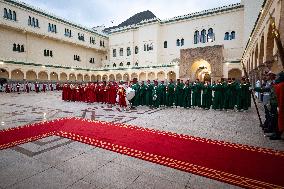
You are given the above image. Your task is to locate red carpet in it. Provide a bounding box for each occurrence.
[0,117,283,189]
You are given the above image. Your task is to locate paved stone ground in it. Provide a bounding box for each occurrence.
[0,91,283,189]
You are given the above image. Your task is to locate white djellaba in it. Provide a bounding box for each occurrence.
[116,84,135,106]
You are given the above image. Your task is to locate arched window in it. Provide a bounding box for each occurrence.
[176,39,180,46]
[127,62,130,66]
[13,43,17,51]
[207,28,214,42]
[17,44,20,52]
[144,44,146,51]
[48,23,51,32]
[127,47,131,56]
[224,32,230,40]
[21,45,24,52]
[200,29,206,43]
[119,48,123,56]
[119,62,123,66]
[113,63,116,67]
[181,38,184,46]
[194,31,199,44]
[28,16,31,25]
[50,50,53,57]
[113,49,116,57]
[135,62,138,66]
[135,46,138,54]
[4,8,8,18]
[32,17,35,26]
[12,11,16,21]
[36,19,39,27]
[231,31,236,40]
[164,41,167,48]
[8,9,12,19]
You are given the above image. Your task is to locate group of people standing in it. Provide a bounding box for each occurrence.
[0,82,61,93]
[61,78,251,111]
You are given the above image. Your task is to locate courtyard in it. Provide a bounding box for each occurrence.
[0,91,283,189]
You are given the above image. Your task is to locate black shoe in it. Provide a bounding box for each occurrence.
[263,128,273,133]
[269,133,281,140]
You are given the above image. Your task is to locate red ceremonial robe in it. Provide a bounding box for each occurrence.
[118,87,127,107]
[274,82,284,132]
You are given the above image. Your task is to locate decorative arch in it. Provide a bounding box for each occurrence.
[109,74,115,81]
[148,72,155,80]
[259,35,265,65]
[11,69,24,80]
[50,72,58,81]
[228,68,242,80]
[131,73,138,80]
[167,71,176,81]
[102,74,108,81]
[123,73,130,81]
[91,75,97,82]
[254,44,259,69]
[157,71,166,81]
[265,22,275,62]
[0,68,9,79]
[139,72,146,81]
[60,73,68,81]
[69,73,76,81]
[77,74,83,82]
[38,71,48,81]
[116,73,122,81]
[97,75,102,82]
[84,74,90,82]
[26,70,37,80]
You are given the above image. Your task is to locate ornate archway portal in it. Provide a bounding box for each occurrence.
[192,60,212,82]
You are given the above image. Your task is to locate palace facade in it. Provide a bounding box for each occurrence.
[0,0,282,83]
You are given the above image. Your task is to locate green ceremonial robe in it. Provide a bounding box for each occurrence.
[192,82,202,107]
[131,83,140,107]
[145,83,153,106]
[139,84,146,106]
[183,84,192,108]
[212,83,223,110]
[166,83,175,107]
[175,83,184,107]
[202,84,212,109]
[158,83,166,106]
[152,85,159,108]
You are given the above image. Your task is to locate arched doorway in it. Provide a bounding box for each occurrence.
[131,73,138,80]
[259,35,264,65]
[148,72,155,80]
[123,73,129,81]
[254,44,259,69]
[109,74,115,81]
[50,72,58,81]
[157,71,165,81]
[77,74,83,82]
[26,70,37,80]
[139,72,146,81]
[0,68,9,79]
[116,73,122,81]
[60,73,68,81]
[189,59,211,81]
[266,23,274,62]
[38,71,48,81]
[84,74,90,82]
[11,69,24,80]
[97,75,102,82]
[69,73,76,81]
[167,71,176,81]
[102,74,108,81]
[91,75,96,82]
[228,68,242,80]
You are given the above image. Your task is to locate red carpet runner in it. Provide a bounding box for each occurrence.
[0,117,283,189]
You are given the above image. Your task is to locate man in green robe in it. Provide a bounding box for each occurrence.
[192,79,202,108]
[175,79,184,107]
[158,81,167,106]
[139,81,146,106]
[202,81,212,110]
[152,80,159,108]
[236,78,250,111]
[212,80,223,110]
[166,80,175,107]
[131,78,140,107]
[145,80,153,107]
[183,80,192,109]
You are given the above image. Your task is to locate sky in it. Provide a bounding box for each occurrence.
[20,0,241,28]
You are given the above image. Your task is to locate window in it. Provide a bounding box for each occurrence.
[207,28,214,42]
[65,28,72,37]
[135,62,138,66]
[144,44,146,51]
[164,41,167,48]
[200,29,206,43]
[127,62,130,66]
[48,23,57,33]
[176,39,180,46]
[78,33,85,41]
[28,16,39,28]
[113,49,116,57]
[89,58,95,63]
[181,38,184,46]
[135,46,138,54]
[3,8,16,21]
[12,43,24,53]
[74,55,80,61]
[113,63,116,67]
[50,50,53,57]
[127,47,131,56]
[100,40,105,47]
[194,31,199,44]
[231,31,236,40]
[44,49,53,57]
[119,62,123,66]
[119,48,123,56]
[89,36,95,44]
[28,16,31,25]
[36,19,39,27]
[224,32,230,40]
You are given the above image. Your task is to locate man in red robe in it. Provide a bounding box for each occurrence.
[35,82,39,93]
[274,71,284,139]
[117,83,127,108]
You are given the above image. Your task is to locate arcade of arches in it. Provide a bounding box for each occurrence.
[0,68,178,82]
